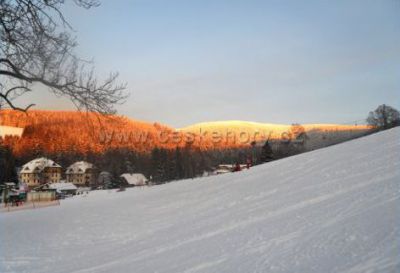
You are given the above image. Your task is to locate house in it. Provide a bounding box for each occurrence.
[213,164,234,175]
[48,182,77,196]
[213,164,248,175]
[19,158,62,188]
[66,161,97,187]
[120,173,148,187]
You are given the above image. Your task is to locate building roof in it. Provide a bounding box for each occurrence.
[48,183,77,191]
[66,161,94,174]
[76,187,91,193]
[214,169,231,174]
[217,164,235,170]
[120,173,148,186]
[20,157,62,174]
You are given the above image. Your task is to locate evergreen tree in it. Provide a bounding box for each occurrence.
[166,150,176,181]
[260,141,274,163]
[125,159,135,174]
[175,147,184,179]
[97,171,114,189]
[151,148,167,183]
[0,145,17,184]
[158,149,168,182]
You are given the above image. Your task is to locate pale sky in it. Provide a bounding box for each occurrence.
[13,0,400,128]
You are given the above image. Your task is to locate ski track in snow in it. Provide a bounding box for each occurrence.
[1,128,400,273]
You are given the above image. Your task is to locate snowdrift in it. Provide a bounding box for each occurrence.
[1,128,399,273]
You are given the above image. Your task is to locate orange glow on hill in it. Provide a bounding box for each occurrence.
[0,110,373,157]
[179,121,372,142]
[0,110,177,157]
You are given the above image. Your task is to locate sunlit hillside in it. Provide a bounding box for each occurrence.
[179,120,372,144]
[0,110,373,157]
[0,125,24,138]
[180,120,371,135]
[0,110,176,157]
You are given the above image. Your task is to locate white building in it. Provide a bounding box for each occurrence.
[120,173,148,187]
[65,161,97,187]
[20,158,62,187]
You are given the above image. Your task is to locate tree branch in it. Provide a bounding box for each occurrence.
[0,0,127,114]
[0,92,35,113]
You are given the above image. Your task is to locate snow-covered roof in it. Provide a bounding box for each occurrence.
[214,169,231,174]
[66,161,94,174]
[120,173,148,186]
[48,183,77,191]
[217,164,234,170]
[76,187,91,193]
[216,164,247,170]
[20,157,62,174]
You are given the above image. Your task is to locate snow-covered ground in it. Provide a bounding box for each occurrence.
[1,128,399,273]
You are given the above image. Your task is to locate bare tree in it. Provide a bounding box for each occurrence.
[0,0,127,113]
[367,104,400,130]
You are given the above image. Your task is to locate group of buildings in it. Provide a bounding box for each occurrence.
[1,157,149,205]
[1,158,247,207]
[11,157,148,197]
[2,156,241,205]
[19,158,97,188]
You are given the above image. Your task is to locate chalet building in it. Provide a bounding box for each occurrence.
[120,173,148,187]
[65,161,97,187]
[20,158,62,188]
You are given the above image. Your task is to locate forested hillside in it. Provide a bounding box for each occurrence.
[0,110,374,184]
[0,110,176,157]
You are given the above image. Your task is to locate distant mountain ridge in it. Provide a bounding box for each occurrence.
[179,120,371,142]
[180,120,370,133]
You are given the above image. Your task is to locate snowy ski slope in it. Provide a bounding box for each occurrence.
[1,128,399,273]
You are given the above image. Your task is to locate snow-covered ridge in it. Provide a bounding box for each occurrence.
[178,120,371,132]
[1,128,399,273]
